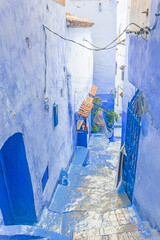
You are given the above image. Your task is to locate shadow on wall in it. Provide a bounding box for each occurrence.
[0,133,37,225]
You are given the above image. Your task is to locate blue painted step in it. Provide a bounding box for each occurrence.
[71,147,90,167]
[0,225,71,240]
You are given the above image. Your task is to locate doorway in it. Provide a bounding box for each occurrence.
[0,133,37,225]
[122,91,142,201]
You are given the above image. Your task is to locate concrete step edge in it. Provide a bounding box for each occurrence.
[72,221,151,239]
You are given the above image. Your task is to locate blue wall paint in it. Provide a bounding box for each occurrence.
[1,133,37,225]
[0,152,14,225]
[0,0,68,220]
[121,111,127,147]
[98,94,114,111]
[0,0,92,224]
[124,0,160,230]
[97,93,115,128]
[42,166,49,192]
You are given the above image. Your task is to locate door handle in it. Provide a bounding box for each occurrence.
[141,8,149,16]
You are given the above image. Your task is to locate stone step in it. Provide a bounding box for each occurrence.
[37,208,62,233]
[38,207,160,240]
[48,185,131,214]
[72,221,153,239]
[0,225,71,240]
[73,228,160,240]
[38,206,145,238]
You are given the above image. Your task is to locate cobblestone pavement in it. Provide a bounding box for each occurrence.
[38,129,160,239]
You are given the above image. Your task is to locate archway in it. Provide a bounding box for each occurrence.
[0,133,37,225]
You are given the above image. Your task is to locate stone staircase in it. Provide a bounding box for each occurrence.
[72,221,160,239]
[0,224,70,240]
[38,204,160,239]
[38,133,160,239]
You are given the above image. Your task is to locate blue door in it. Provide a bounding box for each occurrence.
[0,152,14,225]
[77,130,87,148]
[122,91,142,202]
[0,133,37,225]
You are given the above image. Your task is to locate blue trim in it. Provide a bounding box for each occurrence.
[42,166,49,191]
[53,104,58,127]
[121,111,127,147]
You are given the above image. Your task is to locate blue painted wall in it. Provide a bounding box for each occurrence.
[66,0,117,95]
[124,0,160,229]
[0,0,92,224]
[0,152,13,225]
[1,133,37,225]
[0,0,67,222]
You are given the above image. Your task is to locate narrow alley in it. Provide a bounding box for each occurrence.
[36,129,160,239]
[1,0,160,239]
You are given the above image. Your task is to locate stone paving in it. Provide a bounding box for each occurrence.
[38,129,160,239]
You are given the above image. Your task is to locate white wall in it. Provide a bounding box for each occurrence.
[66,27,93,112]
[66,0,117,95]
[115,44,125,125]
[115,0,127,125]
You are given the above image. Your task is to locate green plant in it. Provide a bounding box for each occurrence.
[91,97,104,133]
[92,97,103,119]
[91,125,99,133]
[105,109,118,127]
[93,97,102,106]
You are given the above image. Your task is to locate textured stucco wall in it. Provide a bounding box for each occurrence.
[66,0,117,95]
[126,0,160,229]
[115,0,128,126]
[121,35,135,146]
[0,0,78,222]
[66,27,93,112]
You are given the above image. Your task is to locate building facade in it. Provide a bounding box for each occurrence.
[122,0,160,230]
[66,13,94,113]
[0,0,93,226]
[66,0,117,100]
[115,0,127,126]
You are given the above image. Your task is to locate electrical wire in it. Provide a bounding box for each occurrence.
[125,13,160,40]
[141,32,148,40]
[43,25,102,51]
[83,38,125,51]
[83,23,140,49]
[43,23,140,51]
[105,39,125,50]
